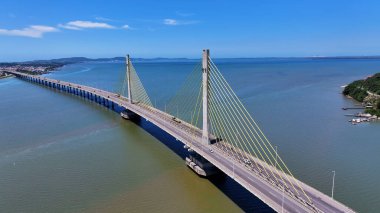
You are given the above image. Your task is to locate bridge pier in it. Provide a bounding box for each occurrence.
[186,151,219,177]
[120,108,139,120]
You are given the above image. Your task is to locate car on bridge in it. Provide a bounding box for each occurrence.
[244,158,252,165]
[172,117,181,123]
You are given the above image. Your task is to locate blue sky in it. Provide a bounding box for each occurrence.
[1,0,380,61]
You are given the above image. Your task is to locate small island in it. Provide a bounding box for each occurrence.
[343,73,380,123]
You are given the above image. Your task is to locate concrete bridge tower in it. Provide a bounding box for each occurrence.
[202,49,210,145]
[126,54,132,103]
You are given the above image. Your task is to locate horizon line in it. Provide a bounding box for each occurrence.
[3,55,380,63]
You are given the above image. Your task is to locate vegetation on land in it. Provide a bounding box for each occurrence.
[343,73,380,115]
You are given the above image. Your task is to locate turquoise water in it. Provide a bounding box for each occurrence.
[1,58,380,212]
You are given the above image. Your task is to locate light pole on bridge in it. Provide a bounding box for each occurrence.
[232,161,235,179]
[332,170,335,199]
[282,186,284,213]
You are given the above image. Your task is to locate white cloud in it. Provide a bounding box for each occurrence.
[122,25,131,30]
[58,24,81,30]
[0,25,58,38]
[59,20,115,30]
[164,19,178,26]
[163,18,198,26]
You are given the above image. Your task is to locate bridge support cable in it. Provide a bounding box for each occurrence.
[207,57,312,204]
[190,83,203,143]
[190,83,203,128]
[189,82,238,158]
[166,62,203,126]
[206,84,236,157]
[116,71,126,96]
[208,58,302,196]
[116,55,153,106]
[208,65,297,196]
[208,80,272,174]
[116,57,129,96]
[207,68,283,186]
[208,59,308,197]
[208,94,253,164]
[128,60,153,107]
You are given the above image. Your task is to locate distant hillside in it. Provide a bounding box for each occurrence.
[28,57,91,64]
[20,57,192,65]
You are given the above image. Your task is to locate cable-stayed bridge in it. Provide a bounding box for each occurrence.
[5,50,355,213]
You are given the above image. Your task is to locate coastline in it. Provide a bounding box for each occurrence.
[0,64,64,79]
[342,75,380,123]
[0,74,13,79]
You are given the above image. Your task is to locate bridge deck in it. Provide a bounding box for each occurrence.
[7,71,355,213]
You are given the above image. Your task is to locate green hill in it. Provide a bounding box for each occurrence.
[343,73,380,116]
[343,73,380,101]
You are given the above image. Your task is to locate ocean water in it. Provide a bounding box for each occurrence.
[1,58,380,212]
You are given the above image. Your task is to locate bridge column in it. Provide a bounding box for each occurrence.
[202,49,210,145]
[126,55,132,103]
